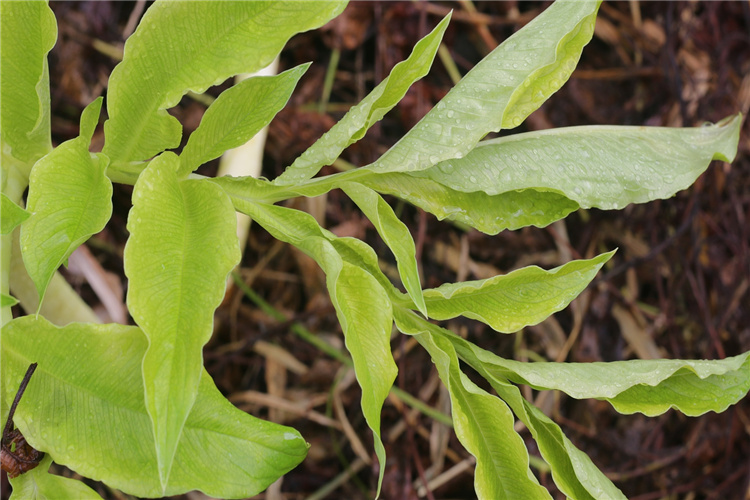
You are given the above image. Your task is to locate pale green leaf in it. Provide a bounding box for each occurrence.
[395,309,551,499]
[103,1,347,164]
[224,190,400,297]
[0,1,55,167]
[402,310,625,499]
[1,293,19,307]
[124,153,241,489]
[341,182,426,316]
[333,263,395,498]
[20,97,111,305]
[274,13,451,185]
[213,169,579,234]
[2,316,308,498]
[421,251,613,332]
[178,64,310,176]
[415,114,742,211]
[475,350,750,417]
[1,193,30,234]
[368,0,600,173]
[9,456,102,500]
[231,200,396,497]
[359,171,579,234]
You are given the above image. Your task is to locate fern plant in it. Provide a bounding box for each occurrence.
[1,1,745,499]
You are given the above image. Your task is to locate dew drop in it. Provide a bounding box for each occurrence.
[469,175,477,183]
[439,163,454,174]
[447,110,454,118]
[512,117,522,126]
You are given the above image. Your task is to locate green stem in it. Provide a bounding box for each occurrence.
[1,165,29,327]
[231,272,453,426]
[318,48,340,115]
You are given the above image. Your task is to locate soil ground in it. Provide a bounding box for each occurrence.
[4,2,750,499]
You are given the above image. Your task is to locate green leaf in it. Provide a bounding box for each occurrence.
[232,200,396,497]
[103,1,347,164]
[413,114,742,211]
[420,251,613,332]
[124,153,241,489]
[0,0,55,166]
[1,193,30,234]
[341,182,426,316]
[473,350,750,417]
[333,263,395,498]
[274,13,451,185]
[20,97,112,305]
[395,309,551,499]
[178,64,310,176]
[214,169,579,234]
[1,293,19,307]
[9,455,102,500]
[401,310,625,500]
[367,0,600,173]
[2,316,308,498]
[360,172,580,234]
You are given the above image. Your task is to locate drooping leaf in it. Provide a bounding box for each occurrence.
[232,200,396,497]
[367,0,600,174]
[413,114,742,211]
[124,153,240,489]
[470,348,750,417]
[359,172,580,234]
[399,309,626,500]
[1,193,30,234]
[214,169,579,234]
[273,13,451,185]
[0,1,55,167]
[8,456,102,500]
[178,64,310,176]
[341,182,426,316]
[20,97,111,305]
[395,309,551,499]
[2,316,308,498]
[103,1,347,165]
[420,251,613,332]
[333,263,395,498]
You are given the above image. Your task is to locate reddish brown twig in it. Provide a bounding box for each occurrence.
[1,363,44,479]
